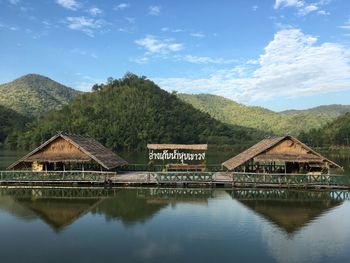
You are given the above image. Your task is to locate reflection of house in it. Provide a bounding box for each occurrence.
[229,190,342,234]
[15,198,102,231]
[8,133,127,171]
[223,135,342,174]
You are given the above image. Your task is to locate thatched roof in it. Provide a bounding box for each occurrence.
[223,135,342,171]
[8,133,127,170]
[147,144,208,150]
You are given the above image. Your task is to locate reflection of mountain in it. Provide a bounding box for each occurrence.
[91,190,168,225]
[15,198,101,231]
[229,190,343,234]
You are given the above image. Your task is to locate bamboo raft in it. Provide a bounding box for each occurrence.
[0,170,349,190]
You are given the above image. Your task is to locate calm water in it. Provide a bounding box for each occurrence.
[0,187,349,263]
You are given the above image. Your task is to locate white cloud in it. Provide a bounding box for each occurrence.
[252,5,258,11]
[131,56,149,64]
[56,0,80,11]
[65,16,104,37]
[8,0,20,5]
[190,32,205,38]
[114,3,130,11]
[89,7,103,16]
[274,0,304,9]
[339,19,350,30]
[148,5,161,16]
[274,0,330,16]
[180,55,236,64]
[155,29,350,103]
[71,48,98,59]
[135,35,183,55]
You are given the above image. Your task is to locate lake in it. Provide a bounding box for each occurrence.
[0,187,349,263]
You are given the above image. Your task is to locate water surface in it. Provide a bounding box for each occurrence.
[0,187,349,263]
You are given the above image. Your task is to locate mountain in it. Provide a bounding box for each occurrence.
[7,74,259,150]
[0,105,29,145]
[281,104,350,118]
[178,94,337,136]
[299,112,350,147]
[0,74,80,117]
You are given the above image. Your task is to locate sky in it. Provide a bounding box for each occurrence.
[1,0,350,111]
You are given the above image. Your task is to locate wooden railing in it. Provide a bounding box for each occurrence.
[0,170,116,182]
[149,172,214,183]
[231,172,348,186]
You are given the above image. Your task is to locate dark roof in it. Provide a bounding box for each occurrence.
[8,133,127,170]
[222,135,342,171]
[147,144,208,150]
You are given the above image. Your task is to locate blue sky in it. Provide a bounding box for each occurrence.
[1,0,350,111]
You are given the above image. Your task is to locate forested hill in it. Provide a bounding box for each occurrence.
[178,94,338,136]
[0,106,29,145]
[281,104,350,117]
[6,74,261,150]
[299,113,350,147]
[0,74,80,117]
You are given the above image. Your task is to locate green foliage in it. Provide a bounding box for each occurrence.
[178,94,339,136]
[300,113,350,147]
[0,74,80,117]
[8,74,260,150]
[0,105,29,146]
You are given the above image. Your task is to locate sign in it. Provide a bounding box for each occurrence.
[149,149,206,163]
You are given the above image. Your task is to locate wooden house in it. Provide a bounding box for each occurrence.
[223,135,342,174]
[8,133,127,171]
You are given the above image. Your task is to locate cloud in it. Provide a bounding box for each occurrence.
[135,35,183,55]
[8,0,20,5]
[252,5,258,11]
[339,19,350,30]
[89,7,103,16]
[130,56,149,64]
[180,55,236,64]
[190,32,205,38]
[148,6,161,16]
[114,3,130,11]
[65,16,104,37]
[155,29,350,103]
[274,0,304,9]
[71,48,98,59]
[56,0,80,10]
[274,0,330,16]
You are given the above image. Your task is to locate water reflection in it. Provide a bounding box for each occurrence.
[0,187,350,263]
[228,189,344,234]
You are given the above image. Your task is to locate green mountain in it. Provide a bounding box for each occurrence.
[0,74,80,117]
[299,113,350,147]
[0,105,29,145]
[281,104,350,118]
[178,94,337,136]
[7,74,258,150]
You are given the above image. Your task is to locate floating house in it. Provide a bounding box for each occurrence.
[8,133,127,171]
[223,135,342,174]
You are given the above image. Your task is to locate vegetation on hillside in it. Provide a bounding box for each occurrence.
[178,94,337,135]
[6,74,261,150]
[0,74,80,117]
[0,105,28,146]
[281,104,350,117]
[299,113,350,147]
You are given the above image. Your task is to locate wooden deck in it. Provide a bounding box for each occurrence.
[0,170,349,189]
